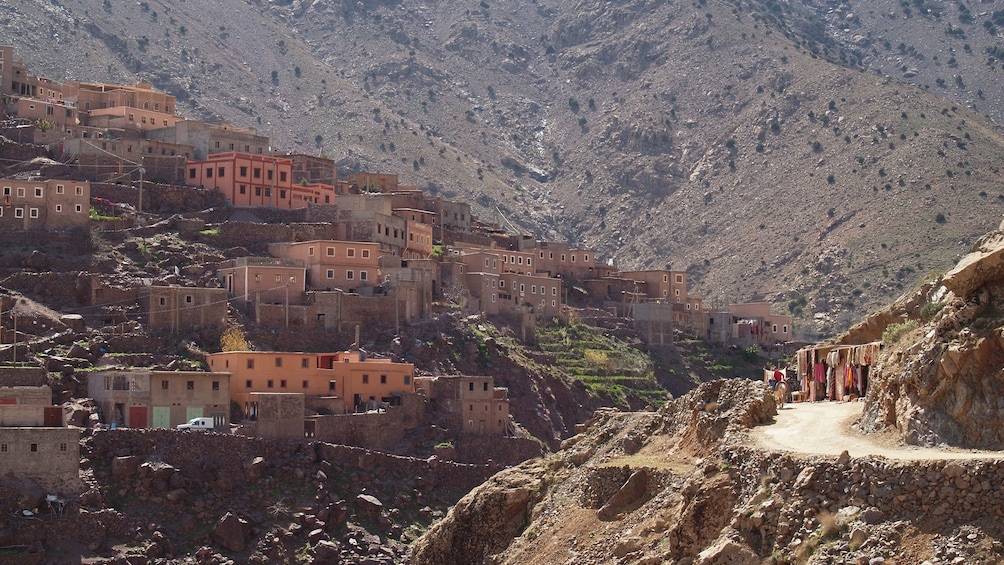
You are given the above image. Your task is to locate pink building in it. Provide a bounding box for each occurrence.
[0,178,90,230]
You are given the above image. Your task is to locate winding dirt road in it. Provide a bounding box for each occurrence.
[751,401,1004,460]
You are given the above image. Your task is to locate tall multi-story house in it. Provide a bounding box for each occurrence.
[186,152,304,208]
[267,240,381,292]
[0,45,55,99]
[146,120,269,160]
[532,242,609,280]
[0,178,90,230]
[205,350,415,416]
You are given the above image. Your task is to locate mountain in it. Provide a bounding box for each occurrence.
[6,0,1004,338]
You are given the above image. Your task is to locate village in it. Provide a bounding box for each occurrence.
[0,44,800,495]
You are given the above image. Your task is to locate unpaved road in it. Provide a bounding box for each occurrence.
[751,401,1004,460]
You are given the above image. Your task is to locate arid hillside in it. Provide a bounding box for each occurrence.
[6,0,1004,337]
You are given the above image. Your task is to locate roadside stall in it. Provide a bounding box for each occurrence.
[794,341,880,402]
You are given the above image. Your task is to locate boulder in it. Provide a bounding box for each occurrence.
[356,494,384,514]
[313,540,342,564]
[597,469,648,520]
[942,230,1004,297]
[111,456,143,479]
[211,512,250,553]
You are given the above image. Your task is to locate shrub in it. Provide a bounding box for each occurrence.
[882,319,919,344]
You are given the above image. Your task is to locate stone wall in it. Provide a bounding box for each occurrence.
[454,434,545,466]
[215,222,340,251]
[0,367,48,387]
[0,272,92,309]
[726,446,1004,543]
[312,394,425,450]
[90,182,225,214]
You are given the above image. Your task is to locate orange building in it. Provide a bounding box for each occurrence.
[205,350,415,416]
[267,240,381,291]
[186,152,300,208]
[533,243,603,280]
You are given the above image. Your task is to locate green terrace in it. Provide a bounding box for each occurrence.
[535,321,667,408]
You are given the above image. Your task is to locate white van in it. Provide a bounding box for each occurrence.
[177,417,216,431]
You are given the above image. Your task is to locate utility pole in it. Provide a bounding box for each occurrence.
[138,164,146,215]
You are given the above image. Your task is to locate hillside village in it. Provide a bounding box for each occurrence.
[0,44,807,561]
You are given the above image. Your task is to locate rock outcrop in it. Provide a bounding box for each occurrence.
[858,221,1004,448]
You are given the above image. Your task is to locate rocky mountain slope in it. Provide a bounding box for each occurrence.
[411,378,1004,564]
[6,0,1004,337]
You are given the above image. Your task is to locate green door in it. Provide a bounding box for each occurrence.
[186,407,203,422]
[152,406,171,429]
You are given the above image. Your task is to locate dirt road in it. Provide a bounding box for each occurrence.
[750,401,1004,460]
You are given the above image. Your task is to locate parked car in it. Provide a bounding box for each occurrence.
[177,417,216,431]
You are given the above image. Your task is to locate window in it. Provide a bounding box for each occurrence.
[255,187,261,196]
[359,271,368,281]
[308,246,315,256]
[247,359,255,369]
[492,294,496,303]
[326,247,335,257]
[187,380,195,390]
[205,168,213,178]
[212,381,219,391]
[302,380,308,388]
[361,249,370,259]
[34,187,43,198]
[217,167,225,178]
[0,444,6,453]
[380,375,387,384]
[240,185,247,194]
[404,376,411,385]
[571,255,576,262]
[162,380,169,390]
[531,285,536,294]
[483,382,489,391]
[75,204,82,213]
[329,380,336,391]
[60,443,68,452]
[520,284,525,293]
[55,205,62,213]
[302,358,309,368]
[584,255,589,262]
[15,208,23,218]
[185,295,193,304]
[552,300,556,307]
[772,324,779,333]
[264,189,271,197]
[468,382,474,391]
[245,379,252,388]
[267,379,274,388]
[28,208,38,218]
[280,379,287,388]
[552,287,557,296]
[500,280,505,288]
[276,275,282,283]
[326,269,334,279]
[676,275,684,283]
[280,171,287,182]
[2,187,8,195]
[675,289,681,296]
[346,248,355,258]
[346,270,354,280]
[267,169,273,181]
[30,443,38,453]
[783,325,789,334]
[275,357,282,367]
[362,374,369,384]
[75,185,84,196]
[280,189,286,199]
[253,168,261,179]
[16,187,24,197]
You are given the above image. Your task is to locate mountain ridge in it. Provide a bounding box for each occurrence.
[6,0,1004,338]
